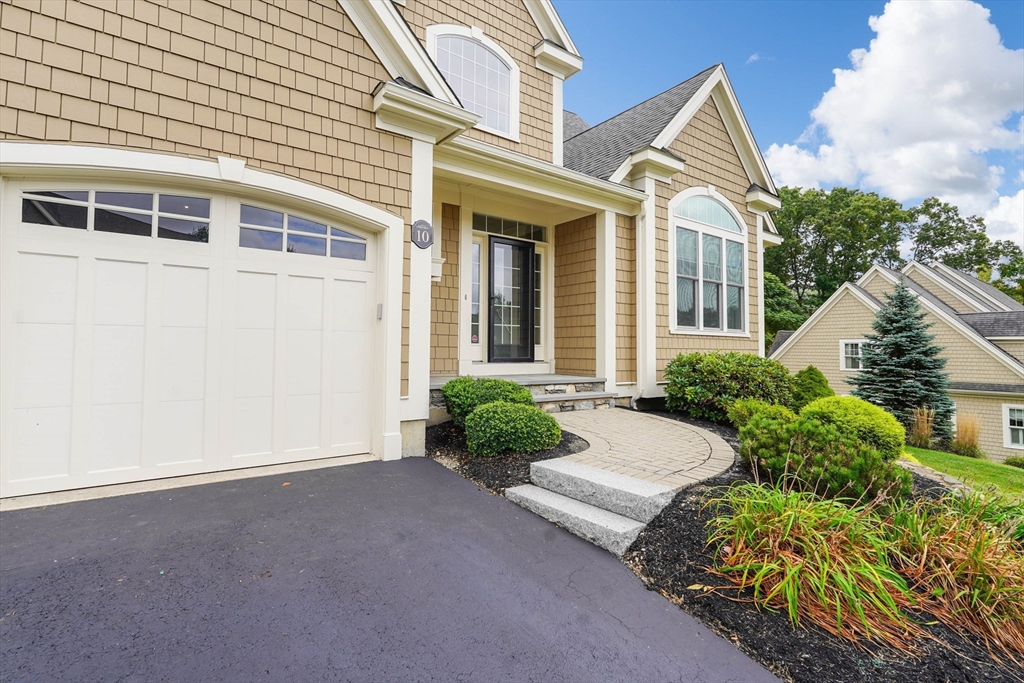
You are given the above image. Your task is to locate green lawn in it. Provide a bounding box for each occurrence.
[904,446,1024,499]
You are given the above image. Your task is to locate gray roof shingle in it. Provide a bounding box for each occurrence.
[767,330,793,358]
[563,110,590,139]
[950,381,1024,395]
[563,65,718,180]
[958,311,1024,338]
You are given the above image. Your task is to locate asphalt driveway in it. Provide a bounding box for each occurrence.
[0,458,776,682]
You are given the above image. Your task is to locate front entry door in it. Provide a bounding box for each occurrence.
[489,236,534,362]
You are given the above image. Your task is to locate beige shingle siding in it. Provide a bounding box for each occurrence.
[398,0,554,163]
[653,97,760,380]
[554,214,596,376]
[774,290,877,394]
[994,340,1024,363]
[430,203,460,375]
[951,394,1022,463]
[615,213,637,383]
[0,0,415,392]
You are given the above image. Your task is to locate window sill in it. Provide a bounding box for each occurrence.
[668,327,750,339]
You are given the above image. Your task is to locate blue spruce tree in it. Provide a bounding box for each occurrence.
[849,278,954,441]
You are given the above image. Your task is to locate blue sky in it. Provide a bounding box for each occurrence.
[555,0,1024,242]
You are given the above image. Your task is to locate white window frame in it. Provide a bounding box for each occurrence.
[426,24,521,142]
[1004,403,1024,450]
[667,186,749,337]
[840,339,867,372]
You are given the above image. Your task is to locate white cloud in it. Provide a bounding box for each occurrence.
[764,0,1024,240]
[984,189,1024,244]
[746,53,760,65]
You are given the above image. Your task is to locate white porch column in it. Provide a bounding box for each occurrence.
[636,178,659,397]
[551,76,564,166]
[402,137,434,428]
[595,210,617,393]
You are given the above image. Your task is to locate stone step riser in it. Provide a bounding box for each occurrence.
[530,460,676,524]
[505,485,645,557]
[526,382,606,397]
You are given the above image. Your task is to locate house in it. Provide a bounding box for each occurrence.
[769,262,1024,462]
[0,0,781,498]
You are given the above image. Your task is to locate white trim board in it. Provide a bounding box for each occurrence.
[901,260,991,313]
[930,262,1017,313]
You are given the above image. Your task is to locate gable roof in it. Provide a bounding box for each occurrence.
[933,263,1024,312]
[959,312,1024,338]
[563,65,718,180]
[563,110,590,139]
[901,261,992,312]
[770,282,881,361]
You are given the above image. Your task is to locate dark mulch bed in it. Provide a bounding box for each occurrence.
[624,417,1023,683]
[425,421,589,493]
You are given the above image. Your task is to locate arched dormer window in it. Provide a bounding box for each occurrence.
[669,187,748,334]
[427,24,521,141]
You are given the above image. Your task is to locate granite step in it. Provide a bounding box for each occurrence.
[505,484,645,557]
[530,459,676,523]
[532,392,616,413]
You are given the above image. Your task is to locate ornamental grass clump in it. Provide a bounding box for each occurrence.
[950,412,985,459]
[908,407,935,449]
[888,492,1024,660]
[707,482,923,650]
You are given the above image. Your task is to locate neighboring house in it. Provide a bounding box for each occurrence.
[0,0,781,498]
[770,262,1024,462]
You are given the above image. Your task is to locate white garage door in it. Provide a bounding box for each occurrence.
[1,183,379,498]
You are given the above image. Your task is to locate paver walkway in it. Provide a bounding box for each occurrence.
[553,408,735,490]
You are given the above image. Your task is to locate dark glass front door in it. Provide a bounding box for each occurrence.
[489,236,534,362]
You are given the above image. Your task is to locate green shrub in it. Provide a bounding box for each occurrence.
[1005,456,1024,470]
[441,377,534,427]
[791,365,834,411]
[663,352,793,423]
[739,411,911,503]
[801,396,905,462]
[727,398,796,429]
[465,401,561,457]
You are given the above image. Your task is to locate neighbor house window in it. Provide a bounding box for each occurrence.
[841,340,865,370]
[671,192,746,332]
[428,25,520,139]
[239,204,366,260]
[1006,405,1024,450]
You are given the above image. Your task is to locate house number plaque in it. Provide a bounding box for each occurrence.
[411,220,434,249]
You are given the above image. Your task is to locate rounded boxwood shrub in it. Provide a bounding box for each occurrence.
[739,411,911,503]
[441,376,534,427]
[664,352,793,423]
[791,365,834,411]
[727,398,796,429]
[800,396,905,462]
[465,401,561,457]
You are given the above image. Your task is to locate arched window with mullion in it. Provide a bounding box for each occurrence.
[435,35,512,135]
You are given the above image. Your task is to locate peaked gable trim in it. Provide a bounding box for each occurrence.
[338,0,459,105]
[931,262,1019,312]
[900,261,991,313]
[648,66,777,195]
[522,0,580,56]
[771,283,880,361]
[859,266,1024,378]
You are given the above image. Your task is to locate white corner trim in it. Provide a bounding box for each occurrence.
[771,283,880,361]
[522,0,580,56]
[866,266,1024,379]
[838,338,868,373]
[651,66,777,195]
[425,24,522,143]
[372,80,478,144]
[337,0,458,105]
[551,75,564,166]
[533,40,583,79]
[757,215,766,357]
[1003,403,1024,450]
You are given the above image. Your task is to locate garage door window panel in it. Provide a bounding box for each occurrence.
[239,204,367,261]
